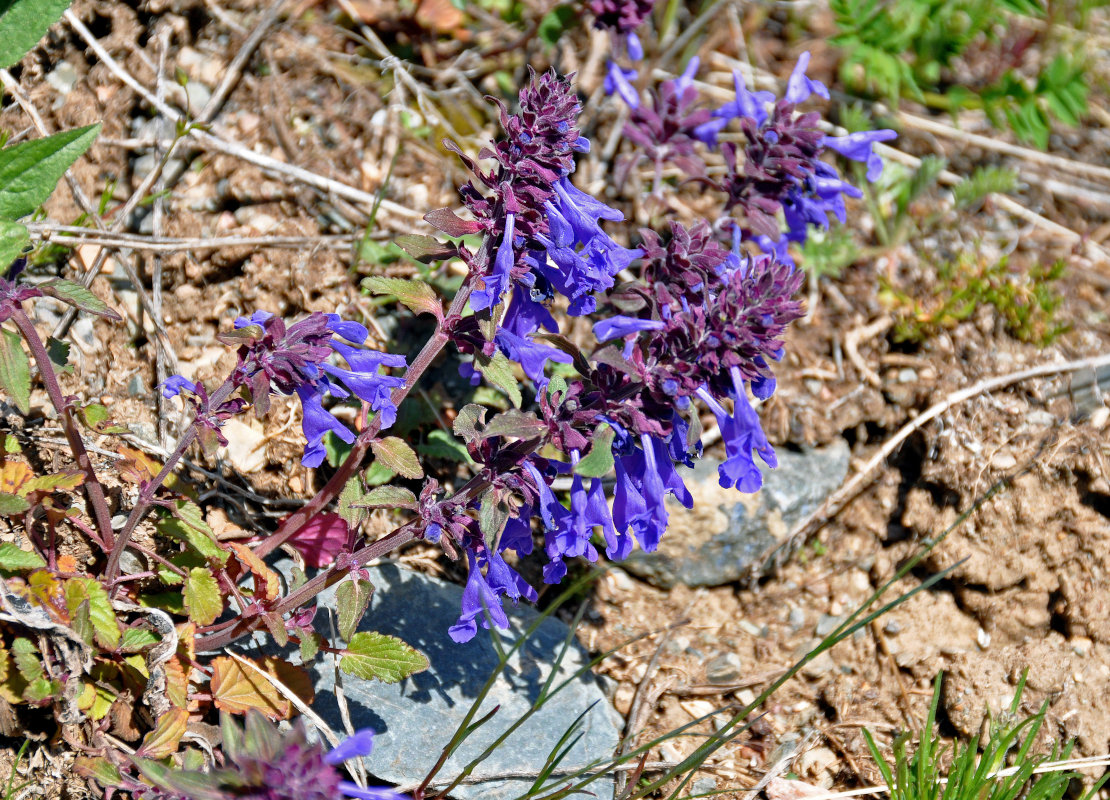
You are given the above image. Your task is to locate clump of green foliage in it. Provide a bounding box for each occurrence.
[885,253,1069,346]
[865,673,1108,800]
[829,0,1089,147]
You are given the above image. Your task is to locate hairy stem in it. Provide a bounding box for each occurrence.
[11,309,114,550]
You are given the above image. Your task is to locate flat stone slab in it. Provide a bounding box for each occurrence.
[621,440,850,587]
[283,562,622,800]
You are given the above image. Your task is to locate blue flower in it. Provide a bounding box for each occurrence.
[326,729,407,800]
[821,129,898,181]
[449,544,536,643]
[695,367,776,492]
[784,51,829,104]
[605,62,640,108]
[226,311,406,468]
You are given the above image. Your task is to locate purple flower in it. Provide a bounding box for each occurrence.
[161,376,247,452]
[225,311,406,467]
[821,129,898,181]
[784,51,829,104]
[449,545,536,643]
[605,62,640,107]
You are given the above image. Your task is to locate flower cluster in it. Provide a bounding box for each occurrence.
[429,69,811,642]
[588,0,656,59]
[166,311,406,468]
[612,54,897,262]
[134,711,402,800]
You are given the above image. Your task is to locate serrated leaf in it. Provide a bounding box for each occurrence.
[356,484,418,509]
[0,219,28,269]
[11,637,42,682]
[183,567,222,626]
[336,578,373,642]
[452,403,487,443]
[0,123,101,220]
[362,275,443,319]
[340,631,428,683]
[70,598,93,645]
[0,0,72,68]
[338,475,367,529]
[482,409,547,440]
[424,207,482,237]
[298,631,321,662]
[137,707,189,758]
[392,234,458,263]
[120,628,160,652]
[370,436,423,479]
[158,500,228,565]
[0,326,30,415]
[0,541,43,570]
[0,492,27,516]
[574,423,615,478]
[23,676,59,703]
[64,577,120,649]
[209,656,287,719]
[45,336,71,374]
[475,350,521,408]
[40,278,121,320]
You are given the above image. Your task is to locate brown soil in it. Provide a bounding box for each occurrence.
[1,0,1109,798]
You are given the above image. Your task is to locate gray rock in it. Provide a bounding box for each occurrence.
[621,441,850,588]
[254,562,621,800]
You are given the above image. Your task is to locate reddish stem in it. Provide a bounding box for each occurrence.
[11,309,114,550]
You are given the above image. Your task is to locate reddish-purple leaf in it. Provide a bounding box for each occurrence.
[424,207,482,237]
[286,513,349,568]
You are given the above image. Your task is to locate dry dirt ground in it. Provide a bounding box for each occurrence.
[2,0,1110,797]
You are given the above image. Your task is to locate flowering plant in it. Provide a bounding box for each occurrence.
[0,2,894,792]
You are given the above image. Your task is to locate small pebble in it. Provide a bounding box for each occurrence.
[815,614,844,637]
[787,606,805,629]
[738,620,764,637]
[705,653,743,684]
[45,61,78,94]
[884,619,902,635]
[691,777,718,795]
[991,452,1017,470]
[897,368,917,384]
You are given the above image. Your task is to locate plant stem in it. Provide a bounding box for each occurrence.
[11,309,114,550]
[104,378,236,584]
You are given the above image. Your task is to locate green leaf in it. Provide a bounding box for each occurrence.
[393,234,458,263]
[336,578,373,642]
[120,628,160,652]
[538,5,576,46]
[45,336,70,373]
[0,0,73,69]
[183,567,223,626]
[478,489,508,545]
[0,491,29,517]
[361,275,442,318]
[0,123,101,220]
[0,541,44,570]
[298,631,321,662]
[0,219,28,268]
[74,756,124,788]
[574,422,615,478]
[482,409,547,440]
[475,349,521,408]
[363,460,395,487]
[452,403,487,443]
[416,428,473,464]
[0,326,31,414]
[370,436,423,480]
[337,475,367,529]
[340,631,428,683]
[40,278,121,320]
[357,485,418,509]
[158,500,229,565]
[11,637,42,682]
[64,577,121,649]
[78,402,129,434]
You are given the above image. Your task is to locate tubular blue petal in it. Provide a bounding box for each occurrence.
[326,730,375,764]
